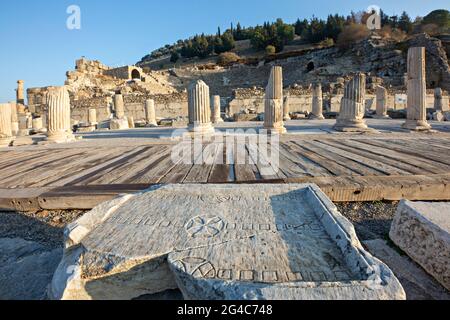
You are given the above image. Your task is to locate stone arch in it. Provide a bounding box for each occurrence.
[131,69,141,80]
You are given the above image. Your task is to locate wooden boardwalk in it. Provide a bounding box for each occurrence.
[1,133,450,210]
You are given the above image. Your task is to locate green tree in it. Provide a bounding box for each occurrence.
[422,9,450,28]
[398,11,413,34]
[294,19,309,36]
[170,51,180,63]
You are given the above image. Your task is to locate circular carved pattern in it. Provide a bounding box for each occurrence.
[172,257,216,278]
[185,216,225,238]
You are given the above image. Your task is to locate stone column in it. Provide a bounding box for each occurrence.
[333,73,369,132]
[211,95,223,124]
[18,114,30,136]
[283,95,291,121]
[45,86,76,143]
[374,85,390,119]
[9,102,19,135]
[0,103,13,147]
[434,88,443,112]
[145,99,158,127]
[88,108,98,126]
[16,80,25,105]
[32,117,44,133]
[113,94,125,119]
[264,66,286,134]
[402,47,431,131]
[188,80,214,135]
[110,94,129,130]
[309,83,324,119]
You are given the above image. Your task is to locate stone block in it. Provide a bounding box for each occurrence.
[390,200,450,291]
[50,184,405,300]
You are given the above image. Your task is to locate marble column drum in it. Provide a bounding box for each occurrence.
[211,95,223,124]
[309,83,325,120]
[45,86,76,143]
[0,103,13,147]
[402,47,431,131]
[333,73,370,132]
[264,66,286,134]
[188,80,214,135]
[374,85,390,119]
[145,99,158,127]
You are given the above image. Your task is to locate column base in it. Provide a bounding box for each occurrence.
[373,115,391,119]
[212,118,224,124]
[0,137,13,148]
[188,123,215,136]
[146,122,159,128]
[308,114,325,120]
[333,119,373,132]
[402,120,431,131]
[45,132,77,144]
[110,118,130,130]
[263,124,287,134]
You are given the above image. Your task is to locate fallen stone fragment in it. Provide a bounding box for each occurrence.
[390,200,450,291]
[50,184,405,300]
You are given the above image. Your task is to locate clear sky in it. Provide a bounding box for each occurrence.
[0,0,447,102]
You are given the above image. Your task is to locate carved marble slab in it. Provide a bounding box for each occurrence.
[50,184,405,300]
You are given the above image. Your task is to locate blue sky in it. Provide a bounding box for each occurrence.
[0,0,447,102]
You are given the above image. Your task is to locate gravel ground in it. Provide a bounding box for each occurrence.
[335,201,399,241]
[0,209,86,249]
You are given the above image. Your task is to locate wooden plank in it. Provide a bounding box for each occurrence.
[38,184,152,210]
[0,150,51,169]
[326,139,428,175]
[52,147,148,186]
[363,139,450,167]
[343,139,447,174]
[279,142,329,177]
[301,140,384,176]
[285,174,450,202]
[208,143,234,183]
[0,187,52,211]
[159,143,193,183]
[289,141,357,176]
[183,142,218,183]
[233,137,257,182]
[311,140,412,176]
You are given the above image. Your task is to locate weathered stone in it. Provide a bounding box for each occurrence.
[113,94,125,119]
[402,47,432,131]
[31,117,46,134]
[16,80,25,105]
[0,103,13,147]
[45,86,76,143]
[145,99,158,127]
[309,83,324,120]
[127,116,135,129]
[390,200,450,291]
[51,184,405,300]
[188,80,214,135]
[9,102,19,135]
[17,113,30,136]
[283,95,291,121]
[211,95,223,124]
[88,108,98,126]
[374,85,390,119]
[433,111,444,122]
[264,66,286,134]
[0,238,62,300]
[110,118,129,130]
[333,73,370,132]
[434,88,443,112]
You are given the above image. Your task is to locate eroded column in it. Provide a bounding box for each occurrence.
[402,47,431,131]
[45,86,76,143]
[188,80,214,135]
[211,95,223,124]
[0,103,13,147]
[145,99,158,127]
[309,83,325,120]
[374,85,390,119]
[264,66,286,134]
[333,73,370,132]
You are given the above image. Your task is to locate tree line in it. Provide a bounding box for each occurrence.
[141,9,449,63]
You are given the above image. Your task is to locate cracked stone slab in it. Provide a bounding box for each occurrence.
[50,184,405,300]
[390,200,450,291]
